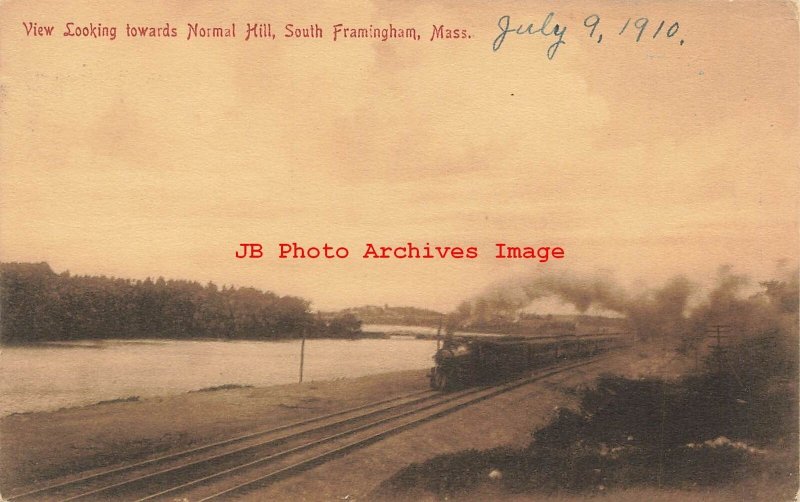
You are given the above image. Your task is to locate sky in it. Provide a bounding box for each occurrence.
[1,0,797,312]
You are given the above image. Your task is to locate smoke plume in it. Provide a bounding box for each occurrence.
[451,264,798,345]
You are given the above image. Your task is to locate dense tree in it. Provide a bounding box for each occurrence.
[0,262,352,343]
[325,313,362,338]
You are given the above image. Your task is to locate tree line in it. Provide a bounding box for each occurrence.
[334,304,444,327]
[0,262,361,344]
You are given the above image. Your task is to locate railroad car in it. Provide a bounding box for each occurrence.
[429,333,626,391]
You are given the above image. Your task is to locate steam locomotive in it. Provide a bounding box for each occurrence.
[429,333,626,391]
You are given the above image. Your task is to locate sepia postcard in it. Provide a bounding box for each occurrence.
[0,1,798,500]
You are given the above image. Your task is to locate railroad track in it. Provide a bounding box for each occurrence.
[9,355,608,502]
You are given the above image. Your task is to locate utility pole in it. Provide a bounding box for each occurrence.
[436,315,443,350]
[299,326,306,383]
[706,324,731,374]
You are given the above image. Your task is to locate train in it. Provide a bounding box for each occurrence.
[429,333,628,391]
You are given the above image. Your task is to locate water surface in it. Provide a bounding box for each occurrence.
[0,337,437,416]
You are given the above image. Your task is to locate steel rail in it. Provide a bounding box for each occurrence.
[197,356,608,501]
[8,388,435,501]
[155,356,609,501]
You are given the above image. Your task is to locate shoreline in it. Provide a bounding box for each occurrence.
[0,336,438,417]
[0,368,431,492]
[5,348,787,501]
[0,332,394,348]
[1,350,644,495]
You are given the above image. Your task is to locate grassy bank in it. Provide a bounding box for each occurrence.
[0,369,430,492]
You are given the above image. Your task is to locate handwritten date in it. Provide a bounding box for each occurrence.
[493,13,685,60]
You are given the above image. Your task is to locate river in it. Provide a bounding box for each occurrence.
[0,336,437,416]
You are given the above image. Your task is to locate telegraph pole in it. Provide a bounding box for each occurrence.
[299,326,306,383]
[706,324,731,374]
